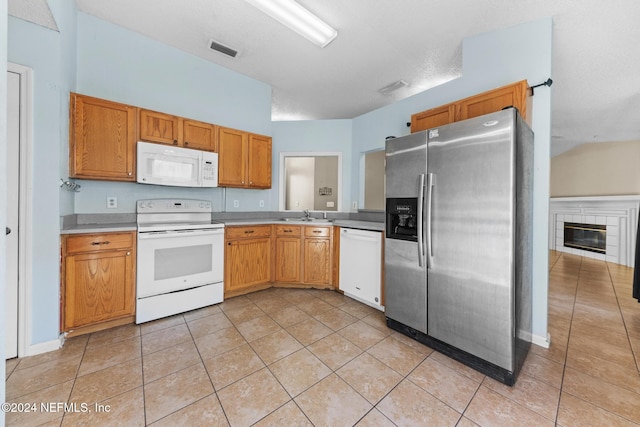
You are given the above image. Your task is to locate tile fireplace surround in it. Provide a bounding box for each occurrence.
[549,196,640,266]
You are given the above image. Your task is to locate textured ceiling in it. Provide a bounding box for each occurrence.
[10,0,640,156]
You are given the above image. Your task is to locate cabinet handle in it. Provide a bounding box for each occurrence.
[242,180,245,184]
[284,229,292,233]
[244,230,255,234]
[184,141,189,146]
[312,230,322,234]
[90,241,110,246]
[126,251,130,256]
[249,181,253,185]
[227,242,232,246]
[173,140,178,145]
[128,172,132,176]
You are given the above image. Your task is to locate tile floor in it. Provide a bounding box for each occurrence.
[4,251,640,426]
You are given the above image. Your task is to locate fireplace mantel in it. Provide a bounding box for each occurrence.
[549,196,640,266]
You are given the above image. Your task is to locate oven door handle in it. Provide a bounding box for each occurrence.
[138,229,224,239]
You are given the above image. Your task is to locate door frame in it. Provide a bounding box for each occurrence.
[7,62,33,358]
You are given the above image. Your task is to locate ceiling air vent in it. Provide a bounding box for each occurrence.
[209,39,238,58]
[379,80,409,95]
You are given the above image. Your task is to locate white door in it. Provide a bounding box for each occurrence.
[5,70,20,359]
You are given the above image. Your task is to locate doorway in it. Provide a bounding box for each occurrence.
[5,63,31,359]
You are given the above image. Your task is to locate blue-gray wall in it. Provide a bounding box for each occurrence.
[5,4,552,352]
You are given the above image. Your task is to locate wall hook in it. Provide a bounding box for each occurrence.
[530,78,553,95]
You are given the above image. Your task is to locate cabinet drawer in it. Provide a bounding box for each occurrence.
[304,226,330,237]
[66,232,134,254]
[276,225,301,237]
[225,225,272,240]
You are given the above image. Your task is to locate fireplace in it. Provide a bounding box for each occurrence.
[564,222,606,254]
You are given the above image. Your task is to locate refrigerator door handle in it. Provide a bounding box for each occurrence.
[417,173,426,267]
[426,173,434,268]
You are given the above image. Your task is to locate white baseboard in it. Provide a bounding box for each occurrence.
[25,335,64,356]
[532,332,551,349]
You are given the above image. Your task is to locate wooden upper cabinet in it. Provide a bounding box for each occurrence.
[139,110,217,152]
[139,109,179,146]
[248,134,272,189]
[410,80,529,133]
[183,119,216,151]
[459,80,529,121]
[69,93,137,181]
[411,104,457,133]
[218,127,248,187]
[218,127,272,189]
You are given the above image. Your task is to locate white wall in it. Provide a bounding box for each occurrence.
[1,0,8,419]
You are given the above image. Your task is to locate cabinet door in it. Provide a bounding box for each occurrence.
[275,237,301,282]
[64,249,135,330]
[459,80,528,121]
[411,104,456,133]
[70,94,136,181]
[183,119,216,152]
[139,109,180,146]
[225,238,272,291]
[218,127,248,187]
[303,238,331,285]
[248,134,272,188]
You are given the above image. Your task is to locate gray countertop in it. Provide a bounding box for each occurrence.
[61,222,138,235]
[60,218,384,234]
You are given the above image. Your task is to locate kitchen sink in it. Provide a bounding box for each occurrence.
[279,218,333,222]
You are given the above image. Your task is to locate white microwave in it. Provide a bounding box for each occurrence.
[137,141,218,187]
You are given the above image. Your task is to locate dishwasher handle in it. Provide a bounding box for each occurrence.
[340,228,381,242]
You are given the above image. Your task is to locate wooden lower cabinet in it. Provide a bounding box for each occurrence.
[225,224,333,296]
[61,232,136,334]
[303,226,332,285]
[275,225,302,283]
[224,225,273,296]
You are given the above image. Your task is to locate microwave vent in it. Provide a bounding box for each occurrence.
[209,39,238,58]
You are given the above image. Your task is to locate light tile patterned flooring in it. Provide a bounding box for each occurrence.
[5,251,640,426]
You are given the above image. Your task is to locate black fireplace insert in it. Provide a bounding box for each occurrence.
[564,222,606,254]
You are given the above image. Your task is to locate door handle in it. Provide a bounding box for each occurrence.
[417,174,425,267]
[426,173,434,269]
[5,227,11,235]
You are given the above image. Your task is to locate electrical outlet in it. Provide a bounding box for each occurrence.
[259,200,265,208]
[107,196,117,209]
[352,201,358,210]
[233,200,239,208]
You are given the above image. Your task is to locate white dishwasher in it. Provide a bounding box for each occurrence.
[339,227,383,310]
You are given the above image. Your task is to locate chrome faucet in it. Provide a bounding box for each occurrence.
[303,209,310,220]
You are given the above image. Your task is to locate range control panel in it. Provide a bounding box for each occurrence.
[137,199,212,214]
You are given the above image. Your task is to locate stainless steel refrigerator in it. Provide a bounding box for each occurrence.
[384,108,533,385]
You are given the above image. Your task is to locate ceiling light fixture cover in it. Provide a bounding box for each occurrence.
[379,80,409,95]
[245,0,337,47]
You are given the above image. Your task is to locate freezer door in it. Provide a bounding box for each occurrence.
[385,237,428,333]
[384,131,428,333]
[426,110,517,371]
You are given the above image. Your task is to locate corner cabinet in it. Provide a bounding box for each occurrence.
[224,225,273,297]
[411,80,530,133]
[69,93,137,181]
[218,127,272,189]
[61,232,136,335]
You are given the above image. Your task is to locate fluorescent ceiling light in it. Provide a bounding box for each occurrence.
[246,0,338,48]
